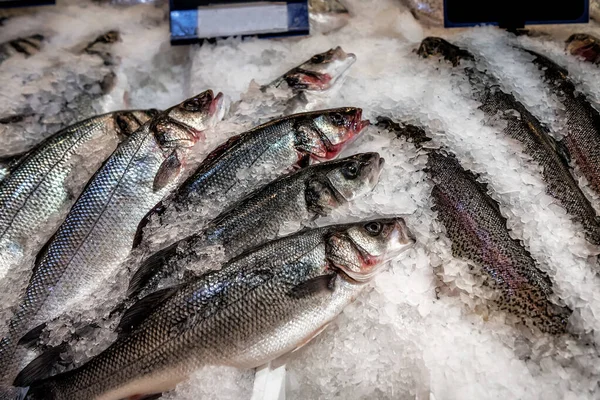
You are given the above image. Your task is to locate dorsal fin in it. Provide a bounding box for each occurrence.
[13,342,69,387]
[201,134,246,166]
[117,286,179,336]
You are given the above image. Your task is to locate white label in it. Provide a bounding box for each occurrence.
[197,2,289,38]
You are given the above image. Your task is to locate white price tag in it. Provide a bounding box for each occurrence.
[197,2,289,38]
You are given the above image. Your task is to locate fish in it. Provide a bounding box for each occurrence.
[565,33,600,65]
[0,34,44,65]
[16,218,415,400]
[128,152,385,300]
[0,30,123,158]
[0,90,225,384]
[308,0,351,34]
[417,37,600,247]
[520,46,600,202]
[0,110,157,303]
[138,108,369,246]
[230,47,356,125]
[382,118,571,335]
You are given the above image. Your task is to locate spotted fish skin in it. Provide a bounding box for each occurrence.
[19,219,413,400]
[0,91,222,384]
[418,37,600,247]
[523,48,600,199]
[0,111,157,286]
[384,117,570,334]
[429,150,570,334]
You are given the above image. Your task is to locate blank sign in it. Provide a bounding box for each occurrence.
[197,2,289,38]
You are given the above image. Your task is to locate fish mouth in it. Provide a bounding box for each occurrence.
[210,92,225,117]
[352,109,370,134]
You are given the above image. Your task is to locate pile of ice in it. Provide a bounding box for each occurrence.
[2,0,600,398]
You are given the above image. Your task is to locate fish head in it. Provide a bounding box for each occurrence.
[565,33,599,62]
[322,152,384,203]
[283,47,356,91]
[417,37,473,67]
[296,107,369,161]
[114,109,160,138]
[163,90,225,143]
[326,218,415,282]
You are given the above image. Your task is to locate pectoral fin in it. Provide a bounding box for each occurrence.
[153,151,182,192]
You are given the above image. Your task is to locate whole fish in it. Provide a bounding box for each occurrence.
[565,33,600,65]
[17,218,415,400]
[129,152,385,300]
[0,34,44,65]
[308,0,351,34]
[0,90,224,384]
[520,46,600,200]
[0,30,122,158]
[0,110,157,290]
[230,47,356,124]
[417,37,600,246]
[383,118,571,335]
[139,108,369,245]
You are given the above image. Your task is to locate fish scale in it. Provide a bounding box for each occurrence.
[0,111,155,286]
[128,152,383,301]
[21,219,413,400]
[417,37,600,246]
[523,48,600,198]
[427,150,570,334]
[143,108,367,247]
[0,91,222,384]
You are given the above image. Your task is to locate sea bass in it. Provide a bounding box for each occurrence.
[520,46,600,200]
[565,33,600,65]
[417,37,600,246]
[0,90,224,384]
[382,118,571,334]
[0,111,157,292]
[230,47,356,125]
[141,108,369,244]
[129,152,385,300]
[17,218,414,400]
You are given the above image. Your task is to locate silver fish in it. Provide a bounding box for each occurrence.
[17,219,414,400]
[129,152,385,300]
[0,90,224,384]
[230,47,356,125]
[0,111,157,291]
[138,108,369,246]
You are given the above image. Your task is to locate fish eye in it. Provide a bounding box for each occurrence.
[329,113,345,126]
[341,161,359,179]
[364,222,382,236]
[311,54,325,63]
